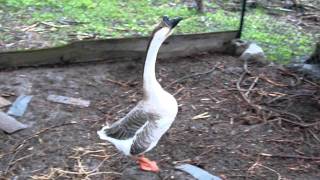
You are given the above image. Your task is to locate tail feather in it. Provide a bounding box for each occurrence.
[97,125,110,140]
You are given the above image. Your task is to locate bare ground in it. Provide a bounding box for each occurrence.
[0,53,319,180]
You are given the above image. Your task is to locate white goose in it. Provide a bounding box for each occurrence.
[97,16,182,172]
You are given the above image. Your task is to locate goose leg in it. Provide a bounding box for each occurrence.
[135,155,160,173]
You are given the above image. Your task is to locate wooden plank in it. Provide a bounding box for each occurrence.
[0,31,238,68]
[0,111,29,133]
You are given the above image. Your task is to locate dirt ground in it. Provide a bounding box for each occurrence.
[0,53,319,180]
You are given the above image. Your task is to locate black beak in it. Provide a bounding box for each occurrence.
[163,16,183,29]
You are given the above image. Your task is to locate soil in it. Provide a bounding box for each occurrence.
[0,53,319,180]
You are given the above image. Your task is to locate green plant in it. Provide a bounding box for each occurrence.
[1,0,316,63]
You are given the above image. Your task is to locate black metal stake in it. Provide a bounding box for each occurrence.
[237,0,247,38]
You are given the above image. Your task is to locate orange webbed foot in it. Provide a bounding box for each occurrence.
[137,155,160,173]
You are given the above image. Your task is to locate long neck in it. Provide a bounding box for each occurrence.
[143,35,166,96]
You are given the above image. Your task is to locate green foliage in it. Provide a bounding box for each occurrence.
[1,0,315,63]
[242,9,313,63]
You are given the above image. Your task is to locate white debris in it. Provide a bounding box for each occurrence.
[240,43,267,64]
[47,95,90,107]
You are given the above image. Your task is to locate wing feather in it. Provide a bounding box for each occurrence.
[130,121,158,155]
[104,109,160,140]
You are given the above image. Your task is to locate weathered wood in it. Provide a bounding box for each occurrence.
[0,31,238,68]
[0,111,29,133]
[195,0,204,13]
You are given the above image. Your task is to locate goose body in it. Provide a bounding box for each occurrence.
[97,17,182,170]
[98,90,177,156]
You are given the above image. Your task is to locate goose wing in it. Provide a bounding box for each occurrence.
[130,120,158,155]
[105,108,160,141]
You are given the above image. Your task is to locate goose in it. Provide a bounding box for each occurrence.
[97,16,182,172]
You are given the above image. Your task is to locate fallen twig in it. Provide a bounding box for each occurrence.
[236,68,263,113]
[259,76,288,87]
[307,129,320,144]
[192,112,211,120]
[245,76,259,97]
[257,164,281,180]
[85,171,122,180]
[40,21,68,28]
[194,145,220,160]
[259,153,320,160]
[235,58,318,129]
[173,86,185,96]
[279,117,320,128]
[4,122,78,175]
[8,153,34,166]
[11,122,77,153]
[303,78,320,88]
[165,64,218,88]
[21,23,40,31]
[106,79,129,87]
[278,67,301,86]
[56,152,119,177]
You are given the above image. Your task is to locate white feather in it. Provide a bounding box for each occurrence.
[97,26,178,156]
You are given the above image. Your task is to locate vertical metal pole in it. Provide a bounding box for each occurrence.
[237,0,247,38]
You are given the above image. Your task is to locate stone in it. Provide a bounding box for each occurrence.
[240,43,267,64]
[121,167,161,180]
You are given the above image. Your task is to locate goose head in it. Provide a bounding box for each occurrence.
[151,16,182,41]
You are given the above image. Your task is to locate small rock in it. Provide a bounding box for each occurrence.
[240,43,267,64]
[121,167,161,180]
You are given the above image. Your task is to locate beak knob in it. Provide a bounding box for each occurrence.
[163,16,183,29]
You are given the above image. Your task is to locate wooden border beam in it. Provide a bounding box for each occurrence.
[0,31,238,69]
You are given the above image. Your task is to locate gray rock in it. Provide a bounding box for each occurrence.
[240,43,267,64]
[121,167,161,180]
